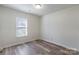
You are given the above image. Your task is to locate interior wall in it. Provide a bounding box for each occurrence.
[0,6,41,48]
[41,6,79,50]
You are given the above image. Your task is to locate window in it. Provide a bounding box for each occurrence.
[16,17,27,37]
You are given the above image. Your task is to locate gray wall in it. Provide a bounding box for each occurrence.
[41,6,79,50]
[0,6,41,48]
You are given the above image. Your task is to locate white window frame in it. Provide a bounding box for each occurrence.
[16,17,27,37]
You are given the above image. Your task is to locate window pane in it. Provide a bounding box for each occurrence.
[16,17,27,27]
[16,29,27,37]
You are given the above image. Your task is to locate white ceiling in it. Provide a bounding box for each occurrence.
[1,4,78,16]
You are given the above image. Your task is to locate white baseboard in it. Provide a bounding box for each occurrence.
[41,38,79,51]
[0,39,38,49]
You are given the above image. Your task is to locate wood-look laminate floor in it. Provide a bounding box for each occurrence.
[0,40,79,55]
